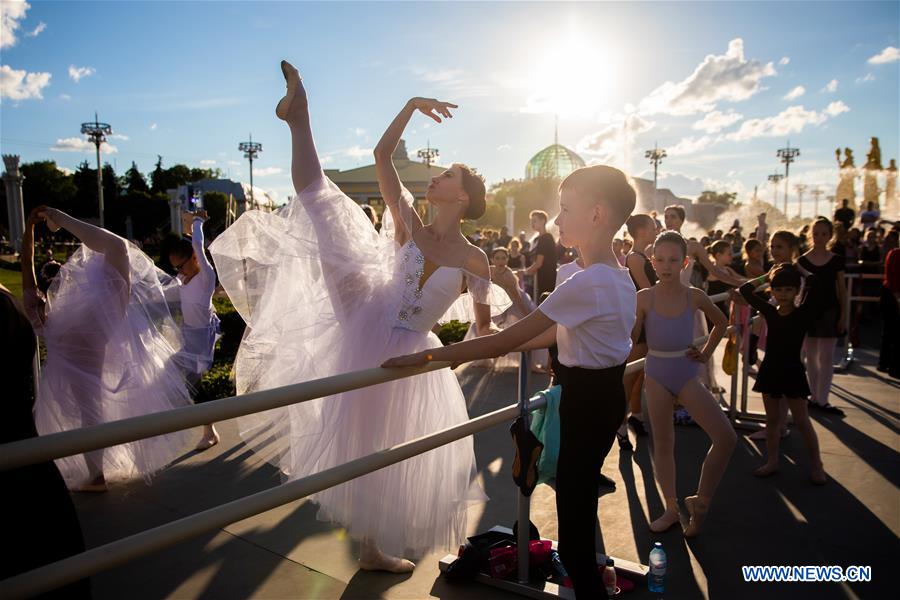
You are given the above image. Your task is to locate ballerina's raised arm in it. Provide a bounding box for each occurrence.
[373,97,457,247]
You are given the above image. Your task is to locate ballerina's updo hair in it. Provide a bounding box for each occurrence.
[454,163,486,220]
[38,261,61,293]
[769,263,802,289]
[653,230,688,258]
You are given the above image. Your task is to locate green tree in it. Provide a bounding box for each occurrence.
[20,161,77,216]
[489,177,560,233]
[202,191,228,235]
[476,200,506,228]
[123,161,149,194]
[696,190,739,208]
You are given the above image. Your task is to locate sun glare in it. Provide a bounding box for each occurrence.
[524,30,618,118]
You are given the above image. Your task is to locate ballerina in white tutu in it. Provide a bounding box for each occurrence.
[22,207,196,492]
[208,60,508,573]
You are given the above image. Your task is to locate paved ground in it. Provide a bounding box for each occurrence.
[65,336,898,600]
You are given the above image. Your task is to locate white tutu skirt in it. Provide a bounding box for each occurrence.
[34,244,196,488]
[210,174,485,558]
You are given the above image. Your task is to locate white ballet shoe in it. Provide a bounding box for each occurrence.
[359,553,416,574]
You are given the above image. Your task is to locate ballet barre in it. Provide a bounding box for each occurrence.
[837,272,885,372]
[1,285,766,598]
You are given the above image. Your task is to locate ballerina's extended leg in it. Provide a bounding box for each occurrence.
[276,60,322,195]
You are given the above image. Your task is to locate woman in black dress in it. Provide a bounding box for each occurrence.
[797,218,847,416]
[740,265,827,484]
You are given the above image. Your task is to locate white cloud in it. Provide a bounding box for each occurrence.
[0,64,51,101]
[1,0,29,49]
[497,144,512,151]
[783,85,805,101]
[200,159,217,166]
[856,73,875,84]
[149,123,157,130]
[822,79,838,93]
[227,160,241,166]
[726,102,849,141]
[692,110,743,133]
[576,113,655,171]
[252,166,283,176]
[351,127,366,137]
[867,46,900,65]
[57,166,73,175]
[409,66,489,99]
[68,65,96,82]
[779,57,790,66]
[638,38,776,115]
[51,137,117,154]
[108,133,129,141]
[668,135,717,156]
[824,100,850,117]
[59,93,71,101]
[25,20,43,37]
[344,145,373,159]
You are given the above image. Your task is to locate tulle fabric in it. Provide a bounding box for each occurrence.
[33,244,197,488]
[208,174,492,557]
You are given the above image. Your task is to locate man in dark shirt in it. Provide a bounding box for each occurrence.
[834,198,855,232]
[520,210,557,299]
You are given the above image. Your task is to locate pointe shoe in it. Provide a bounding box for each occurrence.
[275,60,302,121]
[359,553,416,574]
[683,495,710,538]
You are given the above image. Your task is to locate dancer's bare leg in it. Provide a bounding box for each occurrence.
[754,394,783,477]
[276,61,322,194]
[359,538,415,573]
[786,397,826,484]
[645,376,680,532]
[676,379,737,536]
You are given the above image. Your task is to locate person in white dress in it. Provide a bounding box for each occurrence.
[22,206,195,492]
[208,61,508,573]
[168,210,221,450]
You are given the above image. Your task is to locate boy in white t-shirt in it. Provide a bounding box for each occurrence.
[385,165,637,598]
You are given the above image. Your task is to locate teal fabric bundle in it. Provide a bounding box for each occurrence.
[528,385,562,484]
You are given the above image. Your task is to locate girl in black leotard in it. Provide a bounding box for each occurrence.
[740,264,827,484]
[797,218,847,416]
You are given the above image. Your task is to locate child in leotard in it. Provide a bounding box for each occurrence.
[634,231,736,537]
[739,264,827,484]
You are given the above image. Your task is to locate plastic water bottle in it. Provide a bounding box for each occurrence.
[603,557,617,596]
[648,542,667,594]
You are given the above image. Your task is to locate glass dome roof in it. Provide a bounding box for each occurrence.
[525,144,586,180]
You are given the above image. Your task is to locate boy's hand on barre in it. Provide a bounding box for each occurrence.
[382,351,431,368]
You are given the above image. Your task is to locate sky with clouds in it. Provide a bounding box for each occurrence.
[1,0,898,214]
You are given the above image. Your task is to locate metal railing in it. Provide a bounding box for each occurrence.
[837,272,885,371]
[1,286,759,598]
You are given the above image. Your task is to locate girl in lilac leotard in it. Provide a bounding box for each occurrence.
[632,231,736,538]
[644,287,700,395]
